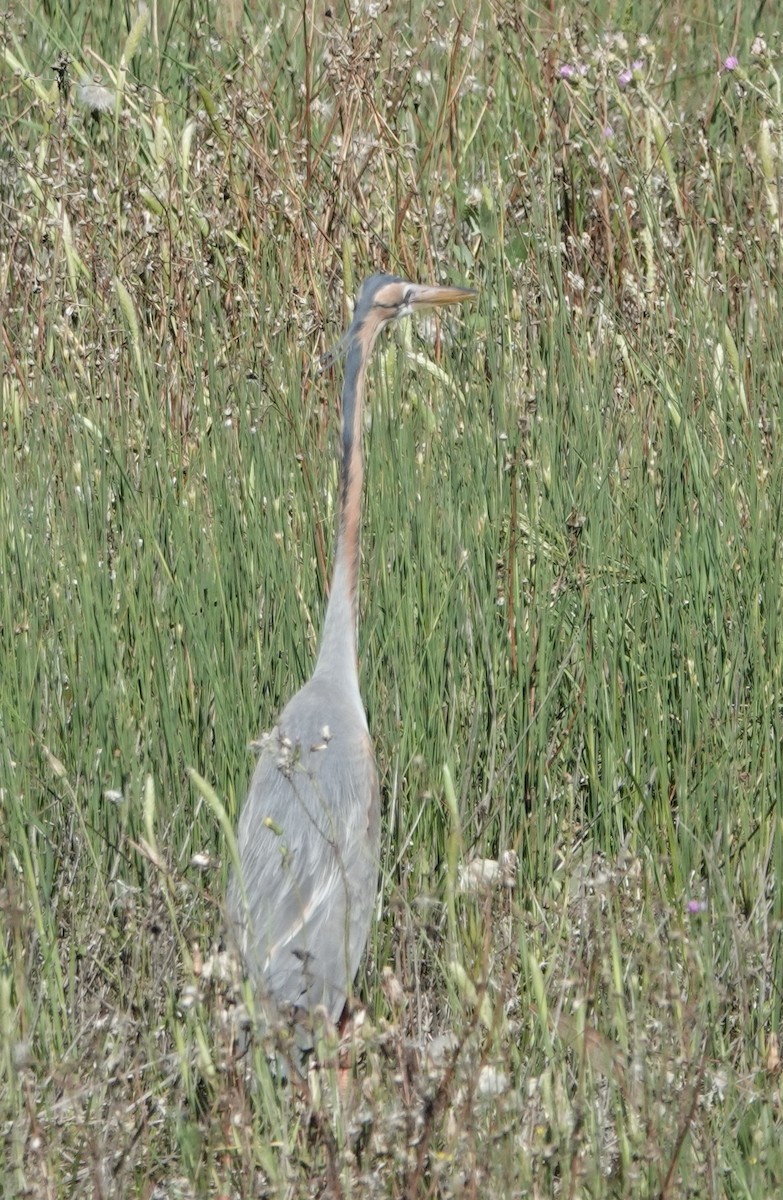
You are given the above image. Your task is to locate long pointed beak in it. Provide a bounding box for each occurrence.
[407,283,477,309]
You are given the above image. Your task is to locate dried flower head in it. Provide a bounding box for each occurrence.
[76,79,115,114]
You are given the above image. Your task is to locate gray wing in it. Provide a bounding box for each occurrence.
[226,680,380,1026]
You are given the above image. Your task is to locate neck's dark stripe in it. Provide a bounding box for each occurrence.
[338,336,366,606]
[340,335,364,483]
[313,328,368,685]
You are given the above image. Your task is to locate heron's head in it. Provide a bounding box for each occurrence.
[323,274,475,369]
[353,273,476,337]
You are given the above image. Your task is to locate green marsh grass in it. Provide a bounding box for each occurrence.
[2,1,782,1195]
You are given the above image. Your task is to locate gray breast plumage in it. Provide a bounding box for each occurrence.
[226,676,380,1032]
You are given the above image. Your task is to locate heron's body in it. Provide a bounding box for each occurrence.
[229,675,379,1022]
[226,274,474,1046]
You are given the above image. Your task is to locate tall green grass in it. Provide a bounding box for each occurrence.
[1,0,782,1195]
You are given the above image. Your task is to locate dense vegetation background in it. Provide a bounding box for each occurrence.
[1,0,782,1195]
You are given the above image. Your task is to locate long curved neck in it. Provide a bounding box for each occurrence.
[313,334,370,703]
